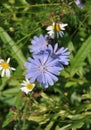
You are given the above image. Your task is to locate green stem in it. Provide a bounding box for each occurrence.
[21,97,30,130]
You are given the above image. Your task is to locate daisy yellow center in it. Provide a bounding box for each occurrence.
[55,24,60,32]
[1,62,9,69]
[26,84,34,90]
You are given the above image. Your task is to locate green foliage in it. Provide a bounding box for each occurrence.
[69,36,91,76]
[0,0,91,130]
[0,27,26,68]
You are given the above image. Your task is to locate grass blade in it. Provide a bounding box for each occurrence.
[70,36,91,76]
[0,27,26,69]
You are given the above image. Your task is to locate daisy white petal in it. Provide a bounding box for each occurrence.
[6,69,10,77]
[20,87,31,94]
[1,69,5,77]
[46,26,53,31]
[0,59,4,63]
[10,67,16,71]
[7,58,10,63]
[0,66,3,70]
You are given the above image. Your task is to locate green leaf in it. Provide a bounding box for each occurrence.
[44,121,54,130]
[2,88,19,95]
[58,124,71,130]
[55,125,60,130]
[70,36,91,76]
[65,81,77,88]
[72,121,84,129]
[0,27,26,69]
[0,78,9,91]
[28,114,49,124]
[2,111,14,128]
[14,92,22,109]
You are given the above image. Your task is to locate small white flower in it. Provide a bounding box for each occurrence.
[46,22,68,39]
[20,79,35,94]
[0,58,16,77]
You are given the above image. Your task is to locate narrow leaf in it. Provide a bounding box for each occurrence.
[70,36,91,76]
[58,124,71,130]
[44,121,54,130]
[2,112,14,128]
[0,27,26,69]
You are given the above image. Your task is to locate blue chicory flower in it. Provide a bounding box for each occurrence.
[24,53,63,88]
[30,34,48,54]
[47,43,70,65]
[75,0,83,9]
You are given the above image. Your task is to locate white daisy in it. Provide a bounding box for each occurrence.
[46,22,68,39]
[0,58,16,77]
[20,79,35,94]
